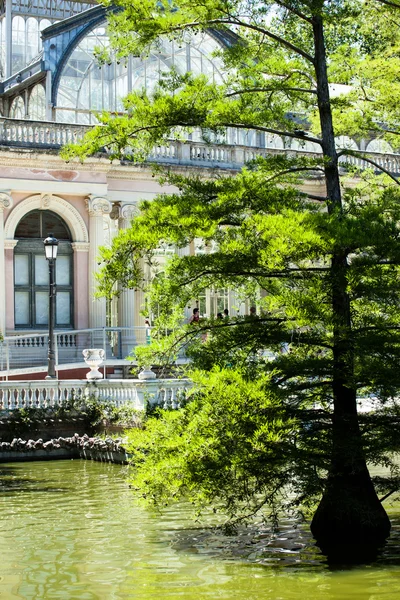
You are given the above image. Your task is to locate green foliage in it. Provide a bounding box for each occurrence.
[127,369,400,521]
[65,0,400,530]
[127,369,325,520]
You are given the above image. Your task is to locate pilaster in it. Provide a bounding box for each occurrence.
[86,195,112,330]
[118,204,140,354]
[0,192,13,335]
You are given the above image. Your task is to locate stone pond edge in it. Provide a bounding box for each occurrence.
[0,434,129,464]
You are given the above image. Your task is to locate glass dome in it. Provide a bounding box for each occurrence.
[55,27,225,124]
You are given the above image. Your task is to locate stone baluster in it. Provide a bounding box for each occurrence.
[38,387,44,409]
[87,195,112,338]
[171,386,178,409]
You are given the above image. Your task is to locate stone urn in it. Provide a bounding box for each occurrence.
[138,366,157,380]
[83,348,105,380]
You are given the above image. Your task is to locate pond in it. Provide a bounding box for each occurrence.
[0,460,399,599]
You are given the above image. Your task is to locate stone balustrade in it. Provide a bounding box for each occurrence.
[0,378,192,411]
[0,118,88,148]
[0,117,399,174]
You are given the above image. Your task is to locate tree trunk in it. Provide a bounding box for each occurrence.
[309,13,390,559]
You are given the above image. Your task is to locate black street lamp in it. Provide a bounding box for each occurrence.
[44,233,59,379]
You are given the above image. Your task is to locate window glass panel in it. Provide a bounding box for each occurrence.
[15,210,40,238]
[15,291,29,325]
[42,212,71,240]
[15,210,71,240]
[15,254,29,285]
[9,96,25,119]
[56,291,70,325]
[35,255,48,285]
[29,84,46,120]
[56,255,70,285]
[35,291,48,325]
[12,16,25,74]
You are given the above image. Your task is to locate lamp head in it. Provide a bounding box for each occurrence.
[43,233,59,260]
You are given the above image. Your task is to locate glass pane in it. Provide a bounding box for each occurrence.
[15,210,40,238]
[43,212,71,240]
[56,255,70,285]
[35,255,49,285]
[56,292,70,325]
[14,254,29,285]
[15,291,29,325]
[35,291,48,325]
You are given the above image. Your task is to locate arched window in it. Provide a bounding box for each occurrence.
[335,136,358,151]
[26,18,40,64]
[365,138,394,154]
[14,210,73,329]
[56,27,224,124]
[12,16,25,74]
[29,84,46,120]
[0,18,6,78]
[9,96,25,119]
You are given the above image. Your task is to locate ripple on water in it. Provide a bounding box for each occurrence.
[0,460,399,600]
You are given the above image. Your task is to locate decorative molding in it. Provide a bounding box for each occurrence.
[4,194,89,243]
[87,195,112,217]
[4,239,18,249]
[40,193,53,209]
[0,191,13,212]
[71,242,90,252]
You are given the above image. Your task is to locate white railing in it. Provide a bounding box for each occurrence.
[0,378,192,411]
[0,326,151,378]
[0,118,399,174]
[0,118,89,147]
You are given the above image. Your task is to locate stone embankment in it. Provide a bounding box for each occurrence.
[0,433,128,464]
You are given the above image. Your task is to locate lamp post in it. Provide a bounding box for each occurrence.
[44,233,58,379]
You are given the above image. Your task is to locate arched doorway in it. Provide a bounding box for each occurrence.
[14,210,73,329]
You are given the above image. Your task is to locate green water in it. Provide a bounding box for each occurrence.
[0,461,399,600]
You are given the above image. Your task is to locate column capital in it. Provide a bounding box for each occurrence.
[0,191,13,212]
[86,195,112,217]
[71,242,90,253]
[4,239,18,250]
[120,203,140,223]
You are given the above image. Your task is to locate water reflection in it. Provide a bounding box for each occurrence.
[0,461,398,599]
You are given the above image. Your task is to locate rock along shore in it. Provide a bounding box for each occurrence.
[0,433,129,464]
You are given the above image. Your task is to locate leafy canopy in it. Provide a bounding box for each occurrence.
[65,0,400,522]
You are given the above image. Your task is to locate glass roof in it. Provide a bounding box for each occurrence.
[56,27,225,124]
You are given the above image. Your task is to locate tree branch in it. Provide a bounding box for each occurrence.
[164,18,314,63]
[225,86,317,97]
[337,149,400,184]
[374,0,400,8]
[274,0,313,23]
[221,122,322,145]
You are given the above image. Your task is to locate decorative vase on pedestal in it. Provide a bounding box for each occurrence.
[138,366,157,380]
[82,348,105,380]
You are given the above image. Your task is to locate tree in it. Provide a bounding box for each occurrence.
[64,0,400,559]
